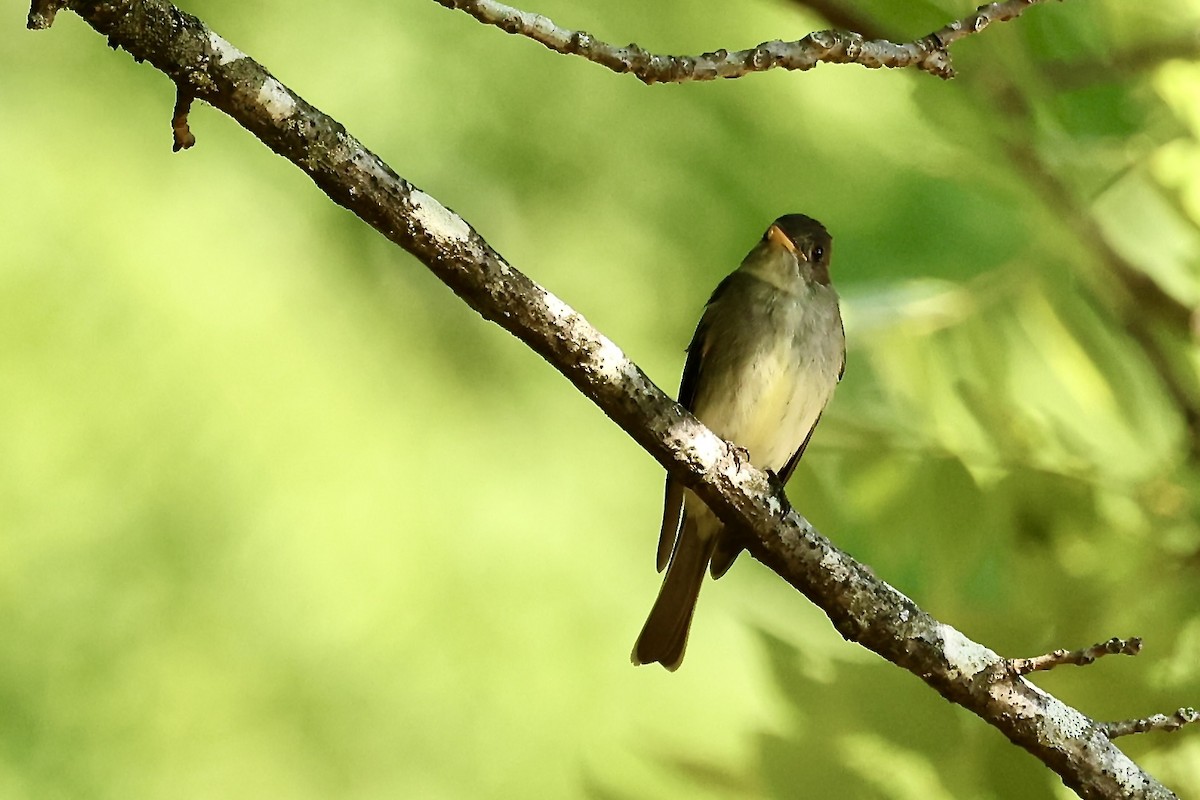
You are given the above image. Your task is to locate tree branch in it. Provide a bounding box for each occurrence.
[433,0,1059,83]
[27,2,1191,797]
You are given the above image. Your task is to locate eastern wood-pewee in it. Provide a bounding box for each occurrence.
[632,214,845,671]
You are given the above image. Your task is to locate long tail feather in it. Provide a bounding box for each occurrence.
[632,517,716,671]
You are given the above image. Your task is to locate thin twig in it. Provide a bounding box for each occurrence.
[1007,637,1142,676]
[931,0,1050,50]
[434,0,1058,83]
[1103,708,1200,739]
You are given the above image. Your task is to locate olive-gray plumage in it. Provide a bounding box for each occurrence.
[632,214,845,671]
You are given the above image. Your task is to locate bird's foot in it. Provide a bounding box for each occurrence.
[727,442,751,470]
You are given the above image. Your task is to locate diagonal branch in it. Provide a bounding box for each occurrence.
[434,0,1059,83]
[27,2,1190,798]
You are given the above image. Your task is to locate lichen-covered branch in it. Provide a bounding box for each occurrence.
[433,0,1058,83]
[26,2,1189,798]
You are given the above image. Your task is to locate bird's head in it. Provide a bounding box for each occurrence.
[743,214,833,290]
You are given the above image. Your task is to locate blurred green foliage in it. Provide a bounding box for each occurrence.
[3,0,1200,797]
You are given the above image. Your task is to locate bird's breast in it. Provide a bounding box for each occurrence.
[691,285,843,472]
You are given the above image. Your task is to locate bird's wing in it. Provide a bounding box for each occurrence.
[678,273,736,410]
[656,273,737,572]
[837,318,847,381]
[656,480,685,572]
[776,412,822,487]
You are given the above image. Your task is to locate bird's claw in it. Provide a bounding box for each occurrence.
[728,442,751,470]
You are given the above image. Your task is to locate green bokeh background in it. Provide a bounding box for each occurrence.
[4,1,1200,797]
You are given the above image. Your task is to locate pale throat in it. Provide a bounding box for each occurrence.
[740,246,810,294]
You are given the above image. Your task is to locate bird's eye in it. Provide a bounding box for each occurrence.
[811,245,825,262]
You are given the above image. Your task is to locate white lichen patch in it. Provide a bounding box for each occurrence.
[208,31,247,65]
[592,335,629,382]
[1103,747,1150,790]
[819,549,851,583]
[528,13,556,38]
[541,291,629,381]
[1014,684,1088,738]
[352,149,395,183]
[937,623,997,680]
[541,290,574,323]
[689,427,726,471]
[257,77,296,120]
[410,190,472,245]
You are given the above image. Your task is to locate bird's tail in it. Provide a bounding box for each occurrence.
[632,517,716,671]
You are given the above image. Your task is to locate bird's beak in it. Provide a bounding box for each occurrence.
[767,224,806,261]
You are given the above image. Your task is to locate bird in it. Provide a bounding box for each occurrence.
[632,214,845,671]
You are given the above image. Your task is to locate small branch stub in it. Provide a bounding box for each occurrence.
[1103,708,1200,739]
[27,0,65,29]
[171,87,196,152]
[1006,637,1143,676]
